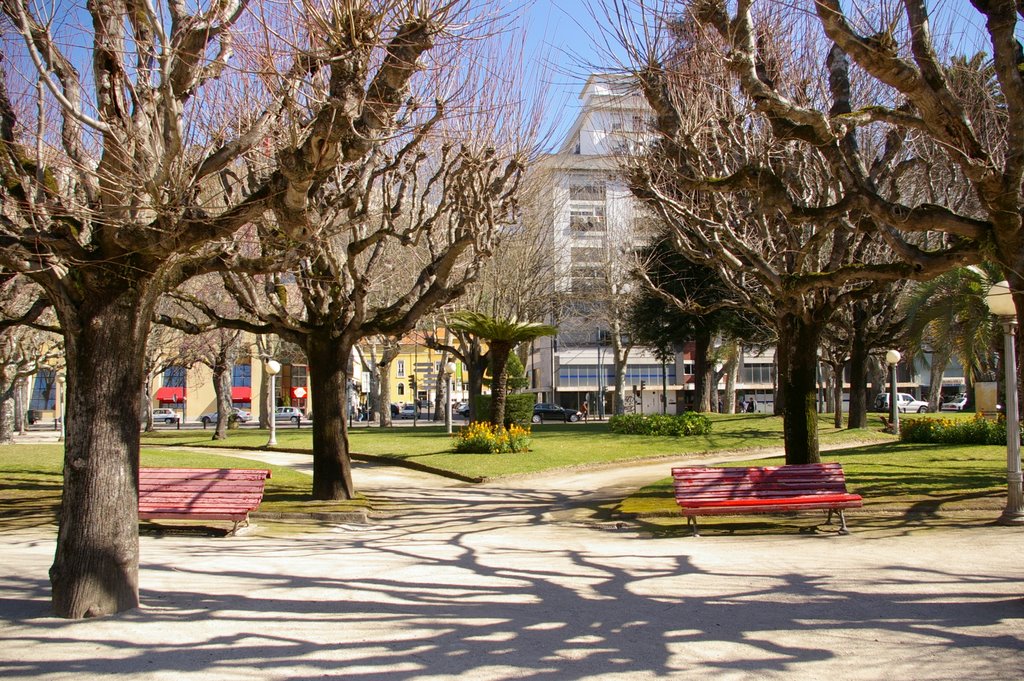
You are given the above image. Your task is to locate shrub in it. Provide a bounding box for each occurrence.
[900,413,1013,446]
[473,393,534,427]
[454,421,532,453]
[608,412,712,437]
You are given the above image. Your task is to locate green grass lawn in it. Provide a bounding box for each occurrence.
[615,441,1011,526]
[0,445,365,531]
[140,413,893,480]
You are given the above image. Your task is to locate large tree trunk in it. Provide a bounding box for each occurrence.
[51,291,150,618]
[693,327,713,412]
[830,360,845,429]
[723,347,738,414]
[464,339,486,422]
[307,333,354,500]
[847,319,870,429]
[777,312,822,465]
[612,350,627,415]
[0,365,15,444]
[488,342,512,426]
[14,377,25,435]
[211,363,231,440]
[926,349,951,412]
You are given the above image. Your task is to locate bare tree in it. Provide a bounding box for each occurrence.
[611,1,980,463]
[165,57,529,499]
[0,0,504,618]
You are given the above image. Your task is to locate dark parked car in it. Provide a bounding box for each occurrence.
[532,402,582,423]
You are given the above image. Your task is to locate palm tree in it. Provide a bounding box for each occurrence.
[448,311,556,426]
[904,264,1001,411]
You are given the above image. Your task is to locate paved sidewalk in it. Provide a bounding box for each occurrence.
[1,447,1022,680]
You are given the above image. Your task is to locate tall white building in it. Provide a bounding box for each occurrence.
[525,75,685,415]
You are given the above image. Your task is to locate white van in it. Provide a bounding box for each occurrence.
[873,392,930,413]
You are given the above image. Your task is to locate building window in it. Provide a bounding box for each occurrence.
[30,369,56,410]
[569,206,606,233]
[571,265,604,293]
[396,360,406,378]
[397,383,405,396]
[232,364,251,387]
[290,365,307,390]
[163,366,186,387]
[571,246,604,263]
[569,180,606,201]
[741,364,774,384]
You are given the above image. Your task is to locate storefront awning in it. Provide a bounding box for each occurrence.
[231,387,251,402]
[155,387,185,402]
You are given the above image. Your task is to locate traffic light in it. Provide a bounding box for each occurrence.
[640,380,646,391]
[409,375,417,391]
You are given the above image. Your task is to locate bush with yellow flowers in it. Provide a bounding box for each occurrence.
[900,412,1017,445]
[454,421,532,454]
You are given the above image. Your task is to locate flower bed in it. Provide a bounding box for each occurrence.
[900,413,1012,445]
[454,421,532,453]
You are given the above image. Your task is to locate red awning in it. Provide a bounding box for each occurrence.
[231,387,251,402]
[155,387,186,402]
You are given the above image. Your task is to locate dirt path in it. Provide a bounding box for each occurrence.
[1,445,1022,680]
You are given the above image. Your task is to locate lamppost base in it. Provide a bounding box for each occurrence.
[996,508,1024,525]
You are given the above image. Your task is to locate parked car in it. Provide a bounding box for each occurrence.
[532,402,582,423]
[152,407,181,424]
[198,407,251,425]
[398,405,417,419]
[940,395,969,412]
[873,392,930,413]
[456,403,470,418]
[275,406,304,423]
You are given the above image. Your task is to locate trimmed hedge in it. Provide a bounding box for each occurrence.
[900,413,1014,446]
[473,393,534,426]
[608,412,713,437]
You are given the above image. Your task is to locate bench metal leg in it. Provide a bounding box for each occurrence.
[836,510,850,535]
[688,516,700,537]
[227,517,250,536]
[825,509,835,525]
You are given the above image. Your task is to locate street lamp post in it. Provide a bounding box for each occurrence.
[986,280,1024,524]
[445,361,456,434]
[264,359,281,447]
[885,349,901,437]
[596,329,605,420]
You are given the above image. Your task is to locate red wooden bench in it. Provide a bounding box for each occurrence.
[139,467,272,534]
[672,462,863,536]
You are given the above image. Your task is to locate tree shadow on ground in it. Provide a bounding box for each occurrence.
[1,482,1021,680]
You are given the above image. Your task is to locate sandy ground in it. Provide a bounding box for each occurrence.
[1,437,1022,680]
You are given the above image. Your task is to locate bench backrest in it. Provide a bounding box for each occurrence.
[672,462,850,502]
[139,467,272,514]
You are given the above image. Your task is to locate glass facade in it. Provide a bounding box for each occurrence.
[740,363,774,384]
[232,363,251,387]
[30,369,56,410]
[558,364,676,387]
[163,366,186,387]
